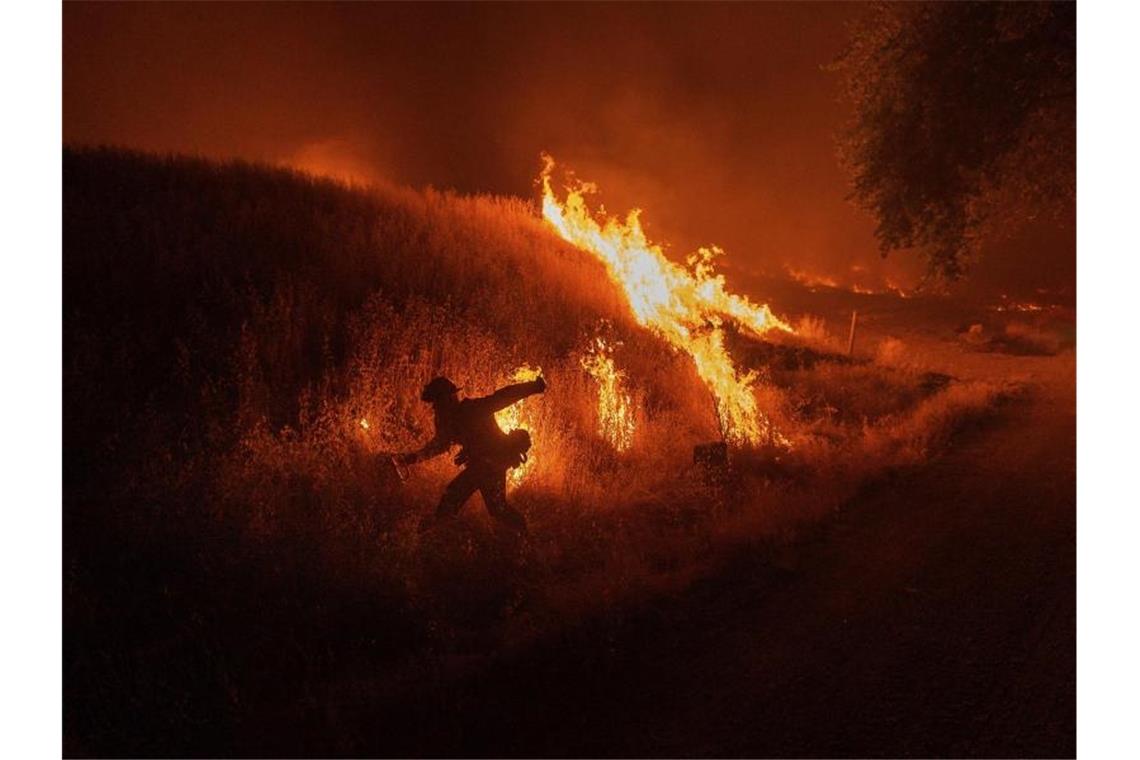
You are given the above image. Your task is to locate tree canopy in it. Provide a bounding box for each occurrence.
[833,2,1075,281]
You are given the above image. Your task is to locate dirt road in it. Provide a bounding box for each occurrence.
[370,356,1075,757]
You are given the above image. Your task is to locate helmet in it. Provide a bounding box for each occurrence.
[421,376,460,402]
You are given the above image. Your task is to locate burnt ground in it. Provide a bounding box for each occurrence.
[325,359,1075,758]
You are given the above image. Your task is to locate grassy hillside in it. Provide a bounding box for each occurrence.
[63,148,1010,754]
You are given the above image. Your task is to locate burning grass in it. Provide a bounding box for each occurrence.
[64,148,1017,754]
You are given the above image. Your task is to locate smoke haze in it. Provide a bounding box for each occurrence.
[64,2,1072,300]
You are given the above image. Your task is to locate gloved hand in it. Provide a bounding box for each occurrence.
[535,375,547,393]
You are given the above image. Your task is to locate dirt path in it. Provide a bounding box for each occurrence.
[370,359,1075,757]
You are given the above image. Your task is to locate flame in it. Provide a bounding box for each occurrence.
[784,266,840,290]
[494,365,543,488]
[786,266,913,299]
[540,156,790,445]
[359,418,370,430]
[992,296,1046,313]
[580,337,635,452]
[884,278,912,299]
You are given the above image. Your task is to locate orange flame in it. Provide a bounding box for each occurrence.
[540,156,790,445]
[494,365,543,488]
[580,336,635,452]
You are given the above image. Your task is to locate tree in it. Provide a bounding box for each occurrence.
[833,2,1075,281]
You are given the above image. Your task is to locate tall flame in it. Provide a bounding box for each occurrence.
[540,155,791,445]
[494,365,543,488]
[580,336,635,452]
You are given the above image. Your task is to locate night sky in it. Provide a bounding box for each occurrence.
[63,2,1073,299]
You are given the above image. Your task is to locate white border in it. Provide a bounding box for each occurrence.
[1078,1,1140,758]
[1,1,62,757]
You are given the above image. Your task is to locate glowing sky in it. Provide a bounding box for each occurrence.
[64,2,1073,300]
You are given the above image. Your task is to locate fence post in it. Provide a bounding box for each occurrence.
[847,309,858,357]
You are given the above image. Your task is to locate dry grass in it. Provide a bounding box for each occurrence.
[64,149,1013,750]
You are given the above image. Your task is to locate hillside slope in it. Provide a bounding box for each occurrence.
[64,147,705,478]
[64,148,1027,755]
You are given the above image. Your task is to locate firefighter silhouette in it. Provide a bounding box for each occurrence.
[396,375,546,532]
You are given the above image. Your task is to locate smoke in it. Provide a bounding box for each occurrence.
[64,1,1071,301]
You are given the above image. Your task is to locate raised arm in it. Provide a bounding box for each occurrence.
[474,378,546,413]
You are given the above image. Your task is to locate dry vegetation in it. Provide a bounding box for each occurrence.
[64,148,1015,754]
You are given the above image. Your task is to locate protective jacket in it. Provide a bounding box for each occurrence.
[409,380,543,467]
